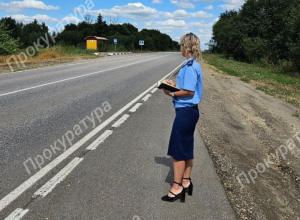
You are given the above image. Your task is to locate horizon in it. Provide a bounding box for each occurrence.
[0,0,246,50]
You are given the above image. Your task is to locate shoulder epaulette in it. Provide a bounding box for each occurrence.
[187,60,194,66]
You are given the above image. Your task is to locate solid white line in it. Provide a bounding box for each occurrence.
[129,103,143,113]
[33,157,83,198]
[4,208,29,220]
[0,60,184,213]
[112,114,130,128]
[34,55,144,75]
[142,94,152,102]
[86,130,113,151]
[0,55,166,98]
[1,54,142,75]
[151,88,158,93]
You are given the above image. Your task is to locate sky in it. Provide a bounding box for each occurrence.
[0,0,246,50]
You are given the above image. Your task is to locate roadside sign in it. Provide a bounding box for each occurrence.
[139,40,144,46]
[209,39,214,43]
[114,39,117,51]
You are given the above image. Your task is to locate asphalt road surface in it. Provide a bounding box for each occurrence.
[0,53,236,219]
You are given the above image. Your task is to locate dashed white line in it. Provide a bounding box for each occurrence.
[129,103,143,113]
[0,60,185,213]
[33,157,83,199]
[142,94,152,102]
[86,130,113,151]
[112,114,130,128]
[4,208,29,220]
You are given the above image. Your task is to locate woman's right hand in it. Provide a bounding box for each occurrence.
[165,79,176,86]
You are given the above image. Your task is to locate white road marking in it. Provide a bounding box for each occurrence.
[0,60,185,213]
[112,114,130,128]
[36,55,143,75]
[33,157,83,198]
[86,130,113,151]
[129,103,143,113]
[1,54,141,75]
[4,208,29,220]
[0,55,168,98]
[151,88,158,93]
[142,94,152,102]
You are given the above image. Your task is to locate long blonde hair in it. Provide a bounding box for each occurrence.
[180,33,202,61]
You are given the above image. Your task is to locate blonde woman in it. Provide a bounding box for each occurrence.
[161,33,203,203]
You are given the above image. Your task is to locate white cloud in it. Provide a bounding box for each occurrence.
[10,14,59,23]
[61,15,82,24]
[160,9,213,19]
[143,19,188,31]
[170,0,195,9]
[131,22,139,27]
[192,0,218,2]
[188,20,217,29]
[142,18,217,34]
[204,5,213,10]
[0,0,60,12]
[80,3,159,20]
[219,0,245,10]
[198,29,213,44]
[152,0,163,4]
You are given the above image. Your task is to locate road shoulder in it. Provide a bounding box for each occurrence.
[198,61,300,219]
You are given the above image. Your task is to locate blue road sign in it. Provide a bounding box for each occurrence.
[114,39,117,44]
[139,40,144,46]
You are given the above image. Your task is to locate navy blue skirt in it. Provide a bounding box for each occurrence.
[168,105,199,161]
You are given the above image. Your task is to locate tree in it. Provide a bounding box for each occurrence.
[212,10,240,56]
[0,15,178,53]
[212,0,300,73]
[94,14,108,37]
[64,23,77,31]
[77,21,95,43]
[0,22,19,55]
[58,31,79,45]
[21,19,49,47]
[286,1,300,72]
[122,23,138,34]
[0,17,22,39]
[84,14,93,24]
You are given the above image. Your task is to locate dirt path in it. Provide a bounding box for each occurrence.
[197,61,300,220]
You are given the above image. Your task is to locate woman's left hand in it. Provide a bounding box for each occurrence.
[163,89,172,96]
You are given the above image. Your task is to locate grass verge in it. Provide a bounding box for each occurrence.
[203,53,300,108]
[0,46,105,74]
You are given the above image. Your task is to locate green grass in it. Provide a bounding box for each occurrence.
[203,52,300,108]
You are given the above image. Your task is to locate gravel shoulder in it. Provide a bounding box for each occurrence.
[198,61,300,220]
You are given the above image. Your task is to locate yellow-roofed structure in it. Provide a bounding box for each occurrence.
[84,36,108,51]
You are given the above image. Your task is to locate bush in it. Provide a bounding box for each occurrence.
[0,22,19,55]
[77,42,86,49]
[108,44,126,52]
[97,41,107,52]
[289,39,300,73]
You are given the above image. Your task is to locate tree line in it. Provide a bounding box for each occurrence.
[212,0,300,74]
[0,14,180,55]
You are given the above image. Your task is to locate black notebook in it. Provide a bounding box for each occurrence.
[157,81,181,92]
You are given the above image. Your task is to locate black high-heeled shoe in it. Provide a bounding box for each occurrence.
[183,177,193,196]
[161,181,185,203]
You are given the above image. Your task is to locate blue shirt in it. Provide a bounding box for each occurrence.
[173,57,203,108]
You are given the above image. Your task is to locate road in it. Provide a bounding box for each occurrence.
[0,53,236,219]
